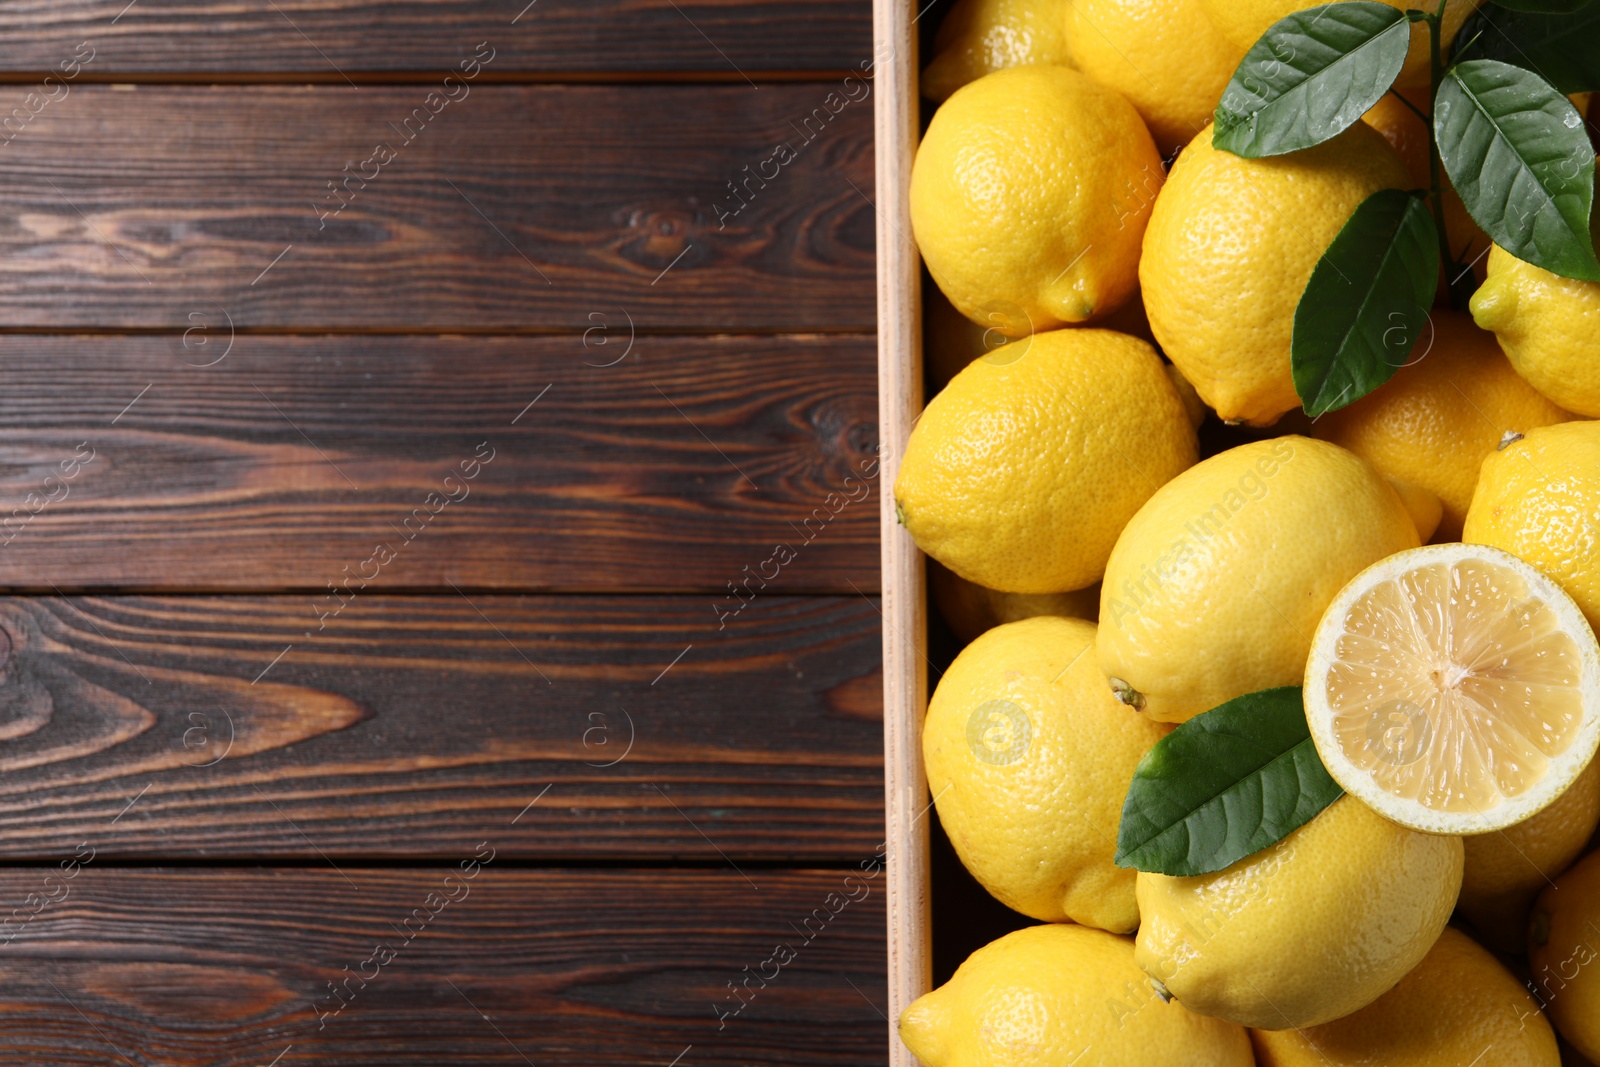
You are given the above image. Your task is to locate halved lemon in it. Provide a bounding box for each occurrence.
[1305,543,1600,835]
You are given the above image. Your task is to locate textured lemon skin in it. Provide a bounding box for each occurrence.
[1251,927,1559,1067]
[912,65,1164,333]
[1140,122,1409,425]
[1097,436,1418,723]
[896,328,1198,594]
[921,0,1073,102]
[1312,312,1574,540]
[1135,797,1464,1031]
[1472,243,1600,417]
[924,616,1170,930]
[1198,0,1482,87]
[900,924,1255,1066]
[1461,760,1600,954]
[1066,0,1242,158]
[928,561,1099,645]
[922,278,1158,395]
[1529,850,1600,1062]
[1465,422,1600,633]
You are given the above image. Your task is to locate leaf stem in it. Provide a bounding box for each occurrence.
[1425,0,1473,308]
[1388,86,1428,125]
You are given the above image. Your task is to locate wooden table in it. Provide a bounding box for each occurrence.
[0,3,884,1062]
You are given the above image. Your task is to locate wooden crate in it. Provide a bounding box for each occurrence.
[873,0,929,1063]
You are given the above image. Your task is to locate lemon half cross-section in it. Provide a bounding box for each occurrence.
[1304,543,1600,835]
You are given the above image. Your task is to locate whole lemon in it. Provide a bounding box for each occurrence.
[912,65,1163,334]
[1140,122,1410,425]
[1197,0,1482,88]
[1472,241,1600,417]
[1136,796,1464,1031]
[1097,436,1418,723]
[896,328,1198,594]
[1251,927,1559,1066]
[1066,0,1243,158]
[928,561,1100,645]
[921,0,1073,102]
[900,923,1255,1066]
[1312,311,1574,540]
[1529,849,1600,1062]
[1464,421,1600,632]
[1461,760,1600,954]
[924,616,1169,931]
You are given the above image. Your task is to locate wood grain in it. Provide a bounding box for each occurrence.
[872,0,929,1063]
[0,1,872,77]
[0,867,887,1065]
[0,593,881,860]
[0,84,875,330]
[0,334,877,591]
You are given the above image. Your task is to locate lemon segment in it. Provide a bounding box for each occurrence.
[1305,543,1600,835]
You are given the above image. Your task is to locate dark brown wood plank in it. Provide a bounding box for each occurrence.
[0,867,887,1065]
[0,1,871,76]
[0,334,877,591]
[0,593,882,860]
[0,84,874,330]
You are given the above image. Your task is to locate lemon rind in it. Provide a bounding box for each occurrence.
[1304,543,1600,836]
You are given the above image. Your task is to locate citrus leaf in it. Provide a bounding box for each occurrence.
[1453,4,1600,94]
[1213,2,1410,157]
[1292,189,1439,417]
[1436,59,1600,281]
[1115,687,1343,878]
[1487,0,1593,12]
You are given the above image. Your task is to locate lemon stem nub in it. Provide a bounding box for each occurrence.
[1110,678,1145,710]
[1150,978,1173,1003]
[1497,431,1524,451]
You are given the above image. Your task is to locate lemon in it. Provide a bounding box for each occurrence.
[1311,312,1574,541]
[1140,122,1410,425]
[1472,240,1600,417]
[921,0,1073,102]
[912,65,1164,334]
[1197,0,1482,88]
[929,561,1100,645]
[1466,421,1600,633]
[1250,926,1559,1066]
[1461,759,1600,953]
[1166,362,1210,429]
[896,328,1198,594]
[1097,436,1418,723]
[924,616,1168,930]
[1385,476,1444,543]
[922,281,1158,395]
[1066,0,1243,158]
[1529,849,1600,1063]
[1304,543,1600,835]
[900,923,1255,1066]
[1135,795,1464,1031]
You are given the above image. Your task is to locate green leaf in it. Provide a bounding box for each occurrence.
[1437,60,1600,281]
[1487,0,1592,13]
[1213,2,1410,157]
[1115,688,1343,878]
[1453,5,1600,94]
[1292,189,1439,417]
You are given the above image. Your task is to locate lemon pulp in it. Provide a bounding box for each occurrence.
[1307,544,1600,834]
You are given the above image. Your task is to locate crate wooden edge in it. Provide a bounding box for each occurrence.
[873,0,928,1063]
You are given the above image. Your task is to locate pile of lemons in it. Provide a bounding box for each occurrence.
[899,0,1600,1064]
